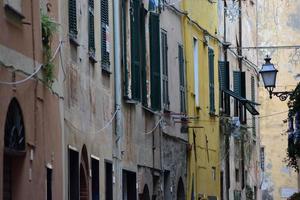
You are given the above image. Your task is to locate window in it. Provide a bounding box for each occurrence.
[4,0,24,19]
[69,0,78,40]
[161,30,169,110]
[179,45,186,113]
[193,38,199,107]
[211,167,216,181]
[233,71,246,123]
[260,147,265,171]
[88,0,96,61]
[208,48,215,114]
[105,162,113,200]
[69,148,79,200]
[149,12,161,110]
[235,168,239,182]
[92,157,100,200]
[101,0,110,70]
[47,167,52,200]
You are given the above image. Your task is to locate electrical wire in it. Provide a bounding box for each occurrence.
[144,118,163,135]
[0,41,63,85]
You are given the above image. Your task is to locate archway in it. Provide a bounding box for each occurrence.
[80,145,89,200]
[3,98,26,200]
[140,184,150,200]
[177,177,185,200]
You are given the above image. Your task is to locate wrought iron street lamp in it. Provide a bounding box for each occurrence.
[259,56,293,101]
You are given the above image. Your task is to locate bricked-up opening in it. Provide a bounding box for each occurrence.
[47,167,52,200]
[69,148,79,200]
[122,170,137,200]
[105,162,113,200]
[92,158,100,200]
[177,177,185,200]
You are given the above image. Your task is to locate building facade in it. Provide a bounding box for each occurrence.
[257,0,300,199]
[218,0,262,200]
[181,0,221,199]
[0,0,63,199]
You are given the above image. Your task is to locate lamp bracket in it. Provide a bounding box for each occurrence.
[270,91,294,101]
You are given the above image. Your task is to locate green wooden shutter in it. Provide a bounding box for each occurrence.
[101,0,110,69]
[149,13,161,110]
[209,48,215,114]
[130,0,141,100]
[179,45,186,113]
[161,31,169,109]
[122,0,129,98]
[233,71,241,95]
[140,7,147,105]
[68,0,78,38]
[218,61,229,90]
[88,0,95,53]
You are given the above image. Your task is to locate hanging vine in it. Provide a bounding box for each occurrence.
[41,13,57,86]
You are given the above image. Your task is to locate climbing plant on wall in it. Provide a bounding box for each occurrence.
[41,13,57,86]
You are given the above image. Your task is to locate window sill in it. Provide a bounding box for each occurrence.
[4,4,25,20]
[125,99,139,104]
[101,67,112,75]
[69,35,79,47]
[88,52,97,64]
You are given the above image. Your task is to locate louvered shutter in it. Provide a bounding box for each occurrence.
[101,0,110,69]
[161,31,169,109]
[140,7,147,105]
[218,61,229,90]
[233,71,241,95]
[209,48,215,113]
[241,72,246,98]
[130,0,141,100]
[149,13,161,110]
[88,0,95,53]
[179,45,186,113]
[69,0,78,39]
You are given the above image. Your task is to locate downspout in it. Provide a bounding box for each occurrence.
[223,2,230,200]
[113,0,122,199]
[238,0,246,191]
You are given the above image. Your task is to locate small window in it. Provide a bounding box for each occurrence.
[211,167,216,181]
[235,168,239,182]
[4,0,24,19]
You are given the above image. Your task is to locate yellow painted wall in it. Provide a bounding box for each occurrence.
[181,1,220,199]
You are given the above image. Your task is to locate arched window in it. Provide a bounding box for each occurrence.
[4,98,25,153]
[177,177,185,200]
[139,185,150,200]
[3,98,26,200]
[80,145,89,200]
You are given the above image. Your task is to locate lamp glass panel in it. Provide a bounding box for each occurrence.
[261,71,277,88]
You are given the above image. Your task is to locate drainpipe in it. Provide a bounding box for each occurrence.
[113,0,122,199]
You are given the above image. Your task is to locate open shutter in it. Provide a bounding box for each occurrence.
[179,45,186,113]
[69,0,78,39]
[101,0,110,69]
[130,0,141,100]
[149,13,161,110]
[161,31,169,109]
[209,48,215,113]
[88,0,95,53]
[140,7,147,105]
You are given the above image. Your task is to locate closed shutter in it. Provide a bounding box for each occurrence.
[179,45,186,113]
[130,0,141,100]
[149,13,161,110]
[241,72,246,98]
[251,76,256,137]
[101,0,110,69]
[161,31,169,109]
[233,71,241,95]
[218,61,229,90]
[69,0,78,39]
[88,0,95,53]
[140,7,147,105]
[209,48,215,114]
